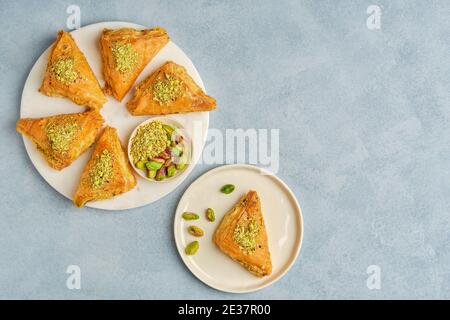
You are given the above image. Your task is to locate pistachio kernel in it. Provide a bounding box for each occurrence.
[185,241,199,255]
[187,225,204,237]
[182,212,199,221]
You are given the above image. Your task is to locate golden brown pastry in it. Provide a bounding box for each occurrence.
[39,31,106,110]
[126,61,216,115]
[213,191,272,277]
[16,111,104,170]
[73,126,137,207]
[100,27,170,101]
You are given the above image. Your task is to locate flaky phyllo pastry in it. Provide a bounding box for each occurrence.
[16,111,104,170]
[100,27,170,101]
[39,31,106,110]
[126,61,216,115]
[73,126,137,207]
[213,191,272,277]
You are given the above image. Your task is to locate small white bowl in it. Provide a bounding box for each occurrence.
[128,116,192,182]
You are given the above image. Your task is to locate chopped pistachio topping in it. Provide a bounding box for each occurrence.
[45,120,78,153]
[233,218,260,254]
[111,42,138,73]
[130,121,170,162]
[152,73,182,104]
[89,150,114,189]
[52,58,78,84]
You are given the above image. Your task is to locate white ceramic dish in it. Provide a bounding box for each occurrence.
[19,21,210,210]
[127,116,192,182]
[174,164,303,293]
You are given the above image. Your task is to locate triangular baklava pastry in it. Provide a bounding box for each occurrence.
[100,27,170,101]
[39,31,106,110]
[126,61,216,115]
[73,126,137,207]
[16,111,104,170]
[213,191,272,277]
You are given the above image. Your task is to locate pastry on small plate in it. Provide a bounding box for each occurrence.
[16,111,104,170]
[39,31,106,110]
[213,190,272,277]
[126,61,216,115]
[100,27,170,101]
[73,126,137,207]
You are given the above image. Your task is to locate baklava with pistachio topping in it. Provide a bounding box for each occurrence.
[39,31,106,110]
[126,61,216,115]
[214,191,272,277]
[100,27,170,101]
[16,111,104,170]
[73,126,136,207]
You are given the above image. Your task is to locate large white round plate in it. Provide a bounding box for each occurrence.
[20,21,209,210]
[174,164,303,293]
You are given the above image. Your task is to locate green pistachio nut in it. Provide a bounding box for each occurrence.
[146,160,163,171]
[220,184,235,194]
[206,208,216,222]
[182,212,199,220]
[162,124,175,135]
[136,160,146,170]
[171,146,181,157]
[147,169,157,179]
[155,168,166,181]
[185,241,199,255]
[167,165,177,177]
[188,225,204,237]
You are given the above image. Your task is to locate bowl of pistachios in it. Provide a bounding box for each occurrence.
[128,117,191,182]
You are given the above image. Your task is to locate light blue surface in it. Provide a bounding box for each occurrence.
[1,0,449,299]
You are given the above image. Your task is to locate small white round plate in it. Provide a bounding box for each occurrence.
[20,21,209,210]
[174,164,303,293]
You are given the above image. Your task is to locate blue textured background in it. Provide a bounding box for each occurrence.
[1,0,449,299]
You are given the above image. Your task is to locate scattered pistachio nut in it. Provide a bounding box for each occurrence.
[182,212,199,220]
[188,225,204,237]
[185,241,199,255]
[206,208,215,222]
[220,184,235,194]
